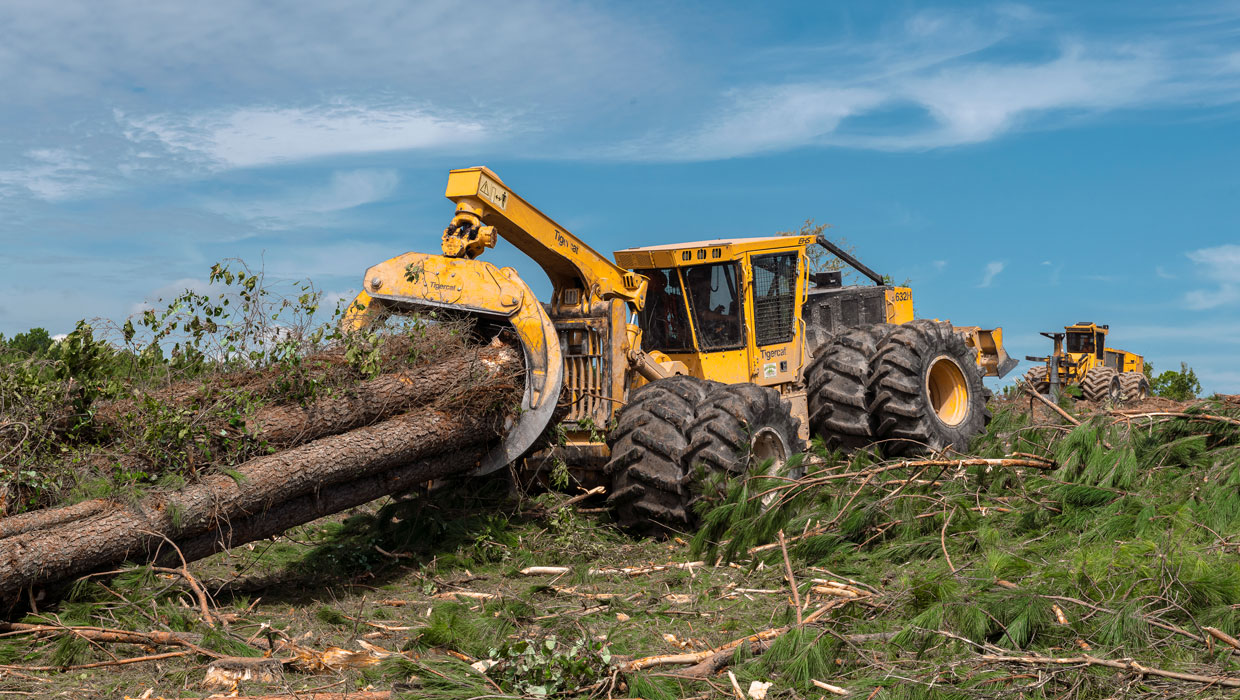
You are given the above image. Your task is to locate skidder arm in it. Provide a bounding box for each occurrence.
[344,252,564,474]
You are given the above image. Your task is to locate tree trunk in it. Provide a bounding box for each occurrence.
[165,446,486,564]
[247,343,519,445]
[0,403,514,608]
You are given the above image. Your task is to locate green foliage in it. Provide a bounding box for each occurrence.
[1149,361,1202,400]
[1,327,54,357]
[485,634,612,697]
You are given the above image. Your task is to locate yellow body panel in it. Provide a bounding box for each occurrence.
[446,168,647,308]
[614,235,815,270]
[884,287,914,324]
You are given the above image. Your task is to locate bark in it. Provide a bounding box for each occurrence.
[0,402,514,607]
[247,343,519,445]
[0,500,107,539]
[163,446,485,565]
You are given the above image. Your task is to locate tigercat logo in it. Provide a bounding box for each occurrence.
[431,281,456,291]
[762,347,787,360]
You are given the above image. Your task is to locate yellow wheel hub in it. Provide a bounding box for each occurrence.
[926,355,969,427]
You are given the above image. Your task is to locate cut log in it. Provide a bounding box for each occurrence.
[0,350,521,608]
[245,343,519,445]
[164,445,486,565]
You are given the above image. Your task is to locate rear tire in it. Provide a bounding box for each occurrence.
[1022,365,1049,394]
[605,376,712,535]
[682,383,803,515]
[1118,372,1150,402]
[869,320,989,456]
[805,323,895,451]
[1081,366,1121,403]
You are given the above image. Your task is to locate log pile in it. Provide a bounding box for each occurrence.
[0,340,523,610]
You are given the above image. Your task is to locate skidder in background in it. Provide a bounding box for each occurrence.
[1023,322,1149,402]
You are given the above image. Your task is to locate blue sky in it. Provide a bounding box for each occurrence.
[1,1,1238,392]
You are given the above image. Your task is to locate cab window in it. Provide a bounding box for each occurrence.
[635,268,693,353]
[683,263,743,350]
[1066,332,1094,354]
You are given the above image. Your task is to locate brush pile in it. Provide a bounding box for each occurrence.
[683,394,1240,696]
[0,264,524,609]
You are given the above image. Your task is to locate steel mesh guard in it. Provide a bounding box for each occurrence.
[753,253,796,346]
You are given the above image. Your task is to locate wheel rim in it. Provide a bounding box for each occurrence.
[753,427,797,509]
[926,355,970,427]
[752,427,790,471]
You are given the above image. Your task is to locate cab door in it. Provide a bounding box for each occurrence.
[746,251,803,386]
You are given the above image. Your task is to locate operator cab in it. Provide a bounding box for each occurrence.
[1065,322,1107,360]
[615,235,809,385]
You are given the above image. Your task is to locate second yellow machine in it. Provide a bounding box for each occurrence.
[1023,322,1148,402]
[346,168,1016,531]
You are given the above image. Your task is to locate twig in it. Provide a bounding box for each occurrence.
[0,649,190,671]
[940,507,956,573]
[1020,380,1079,426]
[1205,627,1240,652]
[0,622,224,659]
[1109,411,1240,427]
[980,652,1240,688]
[559,486,605,509]
[777,530,802,626]
[726,670,745,700]
[519,566,571,576]
[622,601,840,672]
[812,679,850,696]
[141,528,217,627]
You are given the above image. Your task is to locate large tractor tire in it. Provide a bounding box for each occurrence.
[805,323,895,451]
[1081,366,1121,403]
[1022,365,1050,394]
[869,320,990,456]
[682,383,803,513]
[1117,371,1150,402]
[605,376,713,534]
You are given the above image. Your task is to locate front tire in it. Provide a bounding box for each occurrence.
[682,383,803,514]
[1022,365,1049,394]
[1081,366,1121,403]
[605,376,712,535]
[869,320,989,456]
[1117,371,1149,402]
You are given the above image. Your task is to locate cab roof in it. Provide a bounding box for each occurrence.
[613,234,811,270]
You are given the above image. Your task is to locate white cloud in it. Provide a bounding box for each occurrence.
[646,85,886,160]
[1155,265,1175,279]
[206,169,401,228]
[612,7,1240,160]
[122,104,488,170]
[932,260,947,271]
[979,261,1005,288]
[1183,243,1240,309]
[0,149,103,200]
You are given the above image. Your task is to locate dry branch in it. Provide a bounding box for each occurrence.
[980,652,1240,688]
[1020,380,1080,426]
[1108,411,1240,427]
[0,622,223,659]
[622,601,840,672]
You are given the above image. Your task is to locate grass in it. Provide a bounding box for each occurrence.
[0,397,1238,698]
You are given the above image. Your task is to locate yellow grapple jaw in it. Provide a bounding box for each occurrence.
[343,252,563,475]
